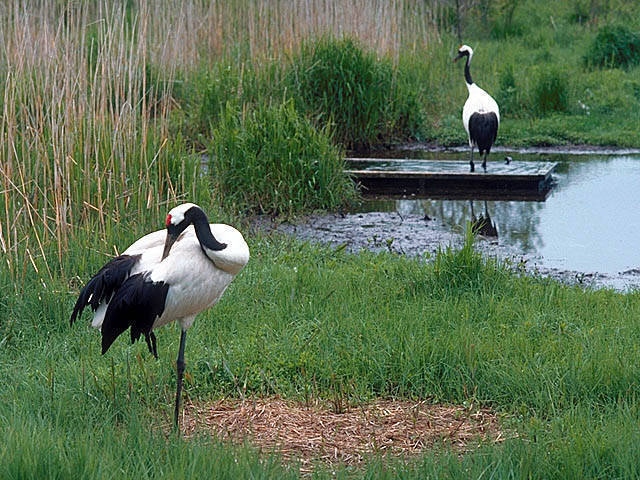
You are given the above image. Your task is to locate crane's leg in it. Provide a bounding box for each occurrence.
[144,331,158,359]
[481,152,487,171]
[469,146,475,172]
[174,329,187,428]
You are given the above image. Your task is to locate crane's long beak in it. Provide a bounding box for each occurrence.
[162,233,178,260]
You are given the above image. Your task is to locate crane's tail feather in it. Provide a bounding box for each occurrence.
[100,273,169,355]
[468,112,499,155]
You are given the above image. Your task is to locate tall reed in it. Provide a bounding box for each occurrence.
[146,0,445,64]
[0,2,182,285]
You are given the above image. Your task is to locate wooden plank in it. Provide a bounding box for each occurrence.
[345,158,557,201]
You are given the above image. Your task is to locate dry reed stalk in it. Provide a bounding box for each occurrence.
[144,0,443,67]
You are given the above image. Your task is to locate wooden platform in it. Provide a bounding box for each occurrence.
[345,158,557,201]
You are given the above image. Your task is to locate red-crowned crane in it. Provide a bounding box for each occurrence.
[70,203,250,427]
[454,45,500,172]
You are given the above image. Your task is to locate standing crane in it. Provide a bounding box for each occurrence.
[70,203,250,427]
[454,44,500,172]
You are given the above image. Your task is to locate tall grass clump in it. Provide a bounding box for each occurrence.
[532,67,570,114]
[287,36,422,149]
[584,24,640,69]
[431,226,507,297]
[210,101,357,216]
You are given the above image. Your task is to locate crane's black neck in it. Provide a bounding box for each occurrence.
[187,207,227,252]
[464,54,474,86]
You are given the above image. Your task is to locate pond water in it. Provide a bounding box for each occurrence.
[355,150,640,275]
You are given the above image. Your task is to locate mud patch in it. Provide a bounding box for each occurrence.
[182,398,504,471]
[254,212,640,291]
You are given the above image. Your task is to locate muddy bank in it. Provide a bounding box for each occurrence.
[255,211,640,292]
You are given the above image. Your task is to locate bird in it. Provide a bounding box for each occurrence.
[454,44,500,173]
[70,203,250,427]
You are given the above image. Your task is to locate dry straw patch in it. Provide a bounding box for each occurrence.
[182,397,504,470]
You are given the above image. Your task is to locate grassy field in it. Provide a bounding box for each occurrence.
[2,234,640,477]
[1,0,640,477]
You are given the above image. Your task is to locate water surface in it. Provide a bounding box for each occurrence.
[356,152,640,275]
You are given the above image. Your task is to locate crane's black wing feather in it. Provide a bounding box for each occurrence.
[70,254,142,325]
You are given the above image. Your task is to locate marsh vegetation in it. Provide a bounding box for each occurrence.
[1,0,640,477]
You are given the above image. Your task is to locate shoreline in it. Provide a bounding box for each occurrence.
[255,211,640,292]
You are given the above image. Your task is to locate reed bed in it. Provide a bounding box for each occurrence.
[0,0,446,286]
[0,1,175,283]
[147,0,445,63]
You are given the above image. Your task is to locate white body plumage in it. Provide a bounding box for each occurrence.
[462,83,500,143]
[90,222,249,332]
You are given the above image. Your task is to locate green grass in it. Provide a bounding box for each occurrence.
[3,231,640,477]
[210,100,357,217]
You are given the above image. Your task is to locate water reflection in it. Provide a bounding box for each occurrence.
[470,201,498,238]
[360,196,545,251]
[357,153,640,274]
